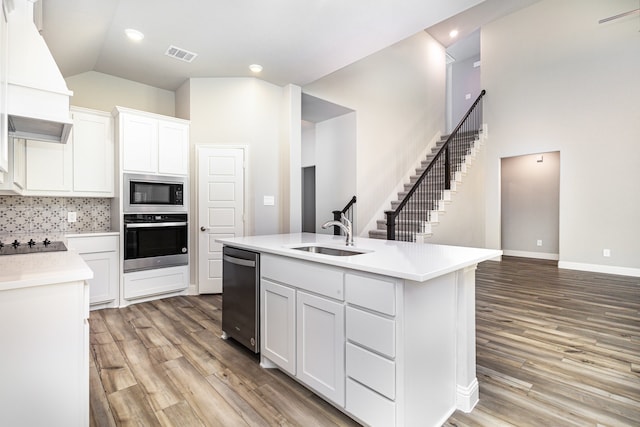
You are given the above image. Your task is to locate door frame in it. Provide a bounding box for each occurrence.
[195,144,249,293]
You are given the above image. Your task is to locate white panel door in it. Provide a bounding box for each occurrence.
[198,147,244,293]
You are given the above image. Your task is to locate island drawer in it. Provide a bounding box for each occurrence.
[346,306,395,358]
[261,254,344,301]
[346,342,395,400]
[346,378,395,427]
[345,273,396,315]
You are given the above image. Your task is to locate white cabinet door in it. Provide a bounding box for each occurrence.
[158,120,189,175]
[72,108,114,195]
[0,5,8,174]
[12,138,25,189]
[25,138,72,192]
[80,251,118,306]
[296,291,345,406]
[122,113,158,173]
[67,235,119,307]
[261,279,296,375]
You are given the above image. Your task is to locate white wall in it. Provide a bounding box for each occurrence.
[315,112,357,233]
[425,144,487,248]
[180,77,289,237]
[65,71,175,115]
[301,120,316,167]
[482,0,640,273]
[304,31,446,235]
[451,54,481,127]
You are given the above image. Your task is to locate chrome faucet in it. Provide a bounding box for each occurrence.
[322,213,354,246]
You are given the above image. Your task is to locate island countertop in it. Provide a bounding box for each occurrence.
[217,233,501,282]
[0,251,94,292]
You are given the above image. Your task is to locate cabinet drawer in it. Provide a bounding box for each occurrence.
[262,254,343,300]
[346,306,395,358]
[346,378,395,427]
[346,342,395,400]
[124,265,188,300]
[67,235,118,254]
[345,273,395,315]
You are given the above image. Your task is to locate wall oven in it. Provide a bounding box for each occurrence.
[124,173,188,213]
[124,213,188,272]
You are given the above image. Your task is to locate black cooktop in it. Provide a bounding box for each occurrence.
[0,239,67,256]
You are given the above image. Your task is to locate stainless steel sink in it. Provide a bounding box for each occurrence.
[291,245,368,256]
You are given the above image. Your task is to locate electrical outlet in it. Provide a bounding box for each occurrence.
[536,239,542,247]
[603,249,611,257]
[67,212,77,223]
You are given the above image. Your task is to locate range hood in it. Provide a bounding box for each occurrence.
[6,0,73,143]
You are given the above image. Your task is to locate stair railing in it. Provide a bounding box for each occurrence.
[331,196,357,236]
[385,90,486,241]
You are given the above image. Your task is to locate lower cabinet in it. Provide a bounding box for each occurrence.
[260,254,346,407]
[262,279,296,375]
[123,265,189,302]
[0,279,89,427]
[67,234,119,309]
[296,291,345,405]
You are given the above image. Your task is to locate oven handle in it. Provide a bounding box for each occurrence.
[223,254,256,268]
[124,221,188,228]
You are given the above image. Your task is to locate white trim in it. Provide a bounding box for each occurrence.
[558,261,640,278]
[456,378,479,413]
[503,250,559,261]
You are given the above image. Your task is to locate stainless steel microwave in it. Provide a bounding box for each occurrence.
[124,173,188,213]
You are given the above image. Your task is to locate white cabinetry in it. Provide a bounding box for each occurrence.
[71,107,114,195]
[0,137,25,193]
[0,2,8,174]
[14,107,114,197]
[67,234,119,309]
[0,279,89,427]
[116,107,189,176]
[261,279,296,375]
[260,254,345,407]
[25,138,72,192]
[123,265,189,304]
[296,290,345,405]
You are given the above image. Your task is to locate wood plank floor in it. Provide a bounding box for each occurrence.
[90,257,640,426]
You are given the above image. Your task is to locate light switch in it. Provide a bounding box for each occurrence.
[67,212,77,222]
[263,196,275,206]
[465,93,471,100]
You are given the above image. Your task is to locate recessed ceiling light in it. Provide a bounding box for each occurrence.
[249,64,263,73]
[125,28,144,42]
[449,29,459,38]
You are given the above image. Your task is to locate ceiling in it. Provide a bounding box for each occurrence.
[39,0,540,92]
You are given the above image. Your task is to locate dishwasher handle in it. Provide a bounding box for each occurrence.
[223,254,256,268]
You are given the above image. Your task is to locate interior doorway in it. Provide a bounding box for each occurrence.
[302,166,316,232]
[197,146,245,293]
[501,151,560,260]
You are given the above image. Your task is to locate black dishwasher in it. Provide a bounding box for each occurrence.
[221,246,260,353]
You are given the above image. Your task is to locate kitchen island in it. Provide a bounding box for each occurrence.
[0,251,93,427]
[217,233,501,427]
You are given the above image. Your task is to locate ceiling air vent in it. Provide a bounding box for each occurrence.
[165,45,198,63]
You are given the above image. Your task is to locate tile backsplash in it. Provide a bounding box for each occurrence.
[0,196,112,242]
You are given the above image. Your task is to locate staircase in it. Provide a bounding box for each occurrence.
[368,90,486,242]
[368,131,483,240]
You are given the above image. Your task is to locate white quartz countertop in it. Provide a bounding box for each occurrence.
[0,250,94,292]
[217,233,502,282]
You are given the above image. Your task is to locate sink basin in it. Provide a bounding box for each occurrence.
[291,245,369,256]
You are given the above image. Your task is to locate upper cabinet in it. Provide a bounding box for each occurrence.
[0,2,9,174]
[71,107,114,195]
[115,107,189,176]
[20,106,114,197]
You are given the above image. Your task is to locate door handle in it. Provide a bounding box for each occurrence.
[200,226,208,232]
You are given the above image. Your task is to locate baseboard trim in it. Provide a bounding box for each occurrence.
[503,250,559,261]
[558,261,640,278]
[456,378,479,413]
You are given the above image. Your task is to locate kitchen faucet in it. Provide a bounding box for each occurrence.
[322,213,354,246]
